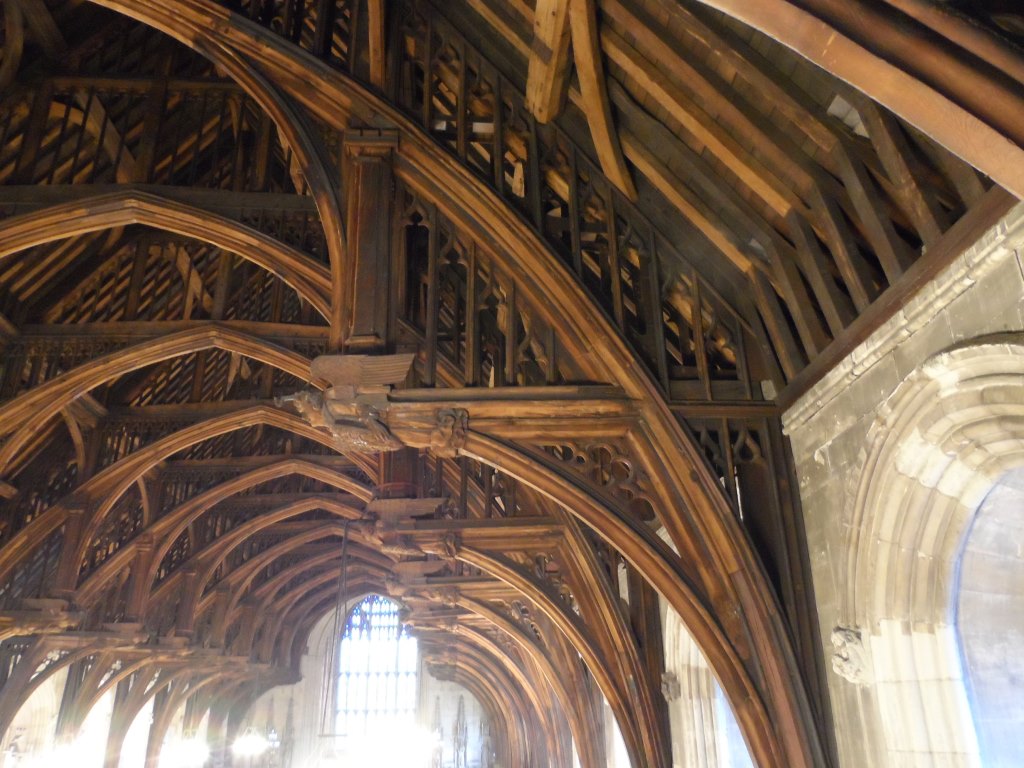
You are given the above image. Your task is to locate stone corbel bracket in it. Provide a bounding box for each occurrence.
[830,625,873,685]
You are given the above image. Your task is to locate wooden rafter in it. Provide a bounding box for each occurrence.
[566,0,635,200]
[525,0,572,124]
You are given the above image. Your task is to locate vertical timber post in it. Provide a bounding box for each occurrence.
[342,129,400,352]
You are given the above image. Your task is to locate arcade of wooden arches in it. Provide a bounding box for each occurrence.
[0,1,1020,767]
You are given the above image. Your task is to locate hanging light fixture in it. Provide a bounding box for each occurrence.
[231,727,270,759]
[161,734,210,768]
[232,663,272,760]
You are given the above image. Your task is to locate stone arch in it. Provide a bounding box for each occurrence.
[840,337,1024,765]
[660,603,753,768]
[956,467,1024,766]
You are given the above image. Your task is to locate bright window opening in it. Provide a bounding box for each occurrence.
[333,595,420,762]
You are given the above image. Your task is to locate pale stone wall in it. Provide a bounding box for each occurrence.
[784,202,1024,768]
[417,669,486,767]
[655,529,753,768]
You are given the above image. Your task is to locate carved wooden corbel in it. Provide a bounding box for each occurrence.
[430,408,469,458]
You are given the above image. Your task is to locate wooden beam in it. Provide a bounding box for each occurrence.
[367,0,387,89]
[599,20,797,217]
[15,0,66,58]
[750,269,804,380]
[567,0,636,200]
[786,212,855,336]
[681,0,1024,199]
[832,145,914,283]
[769,249,830,356]
[0,0,24,90]
[779,186,1018,407]
[619,129,752,274]
[525,0,572,124]
[857,101,949,245]
[0,184,318,215]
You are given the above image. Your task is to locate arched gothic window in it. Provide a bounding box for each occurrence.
[336,595,419,742]
[956,467,1024,767]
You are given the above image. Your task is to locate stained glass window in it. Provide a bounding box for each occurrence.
[336,595,419,742]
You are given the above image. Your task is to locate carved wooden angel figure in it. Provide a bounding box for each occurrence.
[276,353,415,453]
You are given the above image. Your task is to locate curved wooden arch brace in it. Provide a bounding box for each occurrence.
[104,667,185,768]
[251,568,392,658]
[444,632,564,767]
[73,411,379,572]
[457,596,602,768]
[458,431,785,768]
[273,584,360,664]
[0,325,323,475]
[80,0,348,346]
[192,521,377,617]
[79,474,366,606]
[454,545,652,768]
[76,3,822,764]
[0,645,95,741]
[139,500,374,626]
[63,656,153,739]
[247,545,390,611]
[189,39,349,348]
[443,645,537,768]
[683,0,1024,199]
[125,460,372,593]
[69,2,346,346]
[395,140,819,768]
[447,667,516,768]
[185,505,376,598]
[54,652,121,740]
[265,42,822,761]
[0,324,318,437]
[145,671,230,767]
[0,406,363,587]
[81,0,614,382]
[199,531,386,626]
[555,507,670,768]
[267,579,382,665]
[0,190,331,315]
[248,550,372,610]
